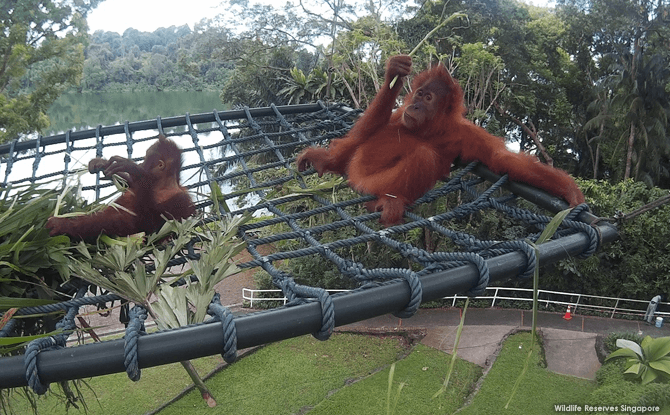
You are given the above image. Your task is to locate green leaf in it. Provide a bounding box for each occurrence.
[285,176,345,196]
[0,329,63,346]
[624,362,643,376]
[99,234,129,246]
[605,346,641,362]
[187,286,215,324]
[536,208,572,244]
[153,285,191,330]
[640,366,658,385]
[434,297,469,399]
[210,181,230,213]
[0,297,57,309]
[0,260,29,275]
[387,362,396,415]
[616,338,644,358]
[648,357,670,376]
[643,336,670,361]
[73,241,91,259]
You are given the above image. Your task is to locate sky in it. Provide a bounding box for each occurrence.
[87,0,554,35]
[87,0,224,34]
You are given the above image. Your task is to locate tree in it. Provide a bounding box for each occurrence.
[611,51,669,184]
[453,42,505,128]
[210,0,416,108]
[397,1,581,167]
[558,0,670,184]
[0,0,102,143]
[221,44,305,107]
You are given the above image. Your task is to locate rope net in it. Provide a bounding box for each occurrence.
[0,101,603,391]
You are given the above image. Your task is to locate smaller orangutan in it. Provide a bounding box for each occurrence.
[46,134,195,241]
[297,55,585,226]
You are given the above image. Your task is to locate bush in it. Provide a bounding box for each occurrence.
[280,254,360,290]
[638,383,670,407]
[595,359,627,386]
[249,271,287,309]
[589,361,645,412]
[589,354,670,413]
[587,383,644,412]
[605,336,670,384]
[541,179,670,300]
[603,332,644,354]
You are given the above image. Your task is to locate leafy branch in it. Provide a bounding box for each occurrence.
[389,11,467,89]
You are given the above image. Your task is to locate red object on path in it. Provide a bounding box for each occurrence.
[563,306,573,321]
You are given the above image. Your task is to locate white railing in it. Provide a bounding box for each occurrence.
[242,288,350,308]
[242,286,670,319]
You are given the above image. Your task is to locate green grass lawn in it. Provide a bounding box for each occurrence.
[458,331,595,415]
[6,330,626,415]
[5,332,409,415]
[308,344,482,415]
[5,354,222,415]
[159,333,408,415]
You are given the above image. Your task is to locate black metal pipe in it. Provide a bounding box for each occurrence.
[0,222,617,389]
[0,103,329,156]
[468,163,600,224]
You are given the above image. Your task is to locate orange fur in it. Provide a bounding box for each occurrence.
[46,135,195,240]
[299,55,585,226]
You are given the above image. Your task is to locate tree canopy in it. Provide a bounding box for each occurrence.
[196,0,670,187]
[2,0,670,341]
[0,0,102,143]
[3,0,670,187]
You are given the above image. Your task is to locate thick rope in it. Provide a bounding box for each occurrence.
[0,104,602,383]
[0,319,17,338]
[24,287,87,395]
[207,293,238,363]
[124,305,147,381]
[1,294,123,318]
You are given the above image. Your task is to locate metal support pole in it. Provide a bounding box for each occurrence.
[0,103,331,156]
[0,222,617,389]
[611,299,620,319]
[574,294,582,314]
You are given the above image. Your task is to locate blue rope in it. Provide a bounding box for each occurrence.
[92,125,104,200]
[1,294,123,318]
[0,104,602,386]
[31,135,43,182]
[0,319,17,337]
[207,293,238,363]
[1,139,16,187]
[62,130,72,189]
[124,305,147,381]
[566,204,599,257]
[24,287,87,395]
[123,121,134,158]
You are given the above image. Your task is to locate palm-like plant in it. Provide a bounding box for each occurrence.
[611,52,670,183]
[605,336,670,384]
[279,67,309,104]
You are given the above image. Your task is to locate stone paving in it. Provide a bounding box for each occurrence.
[341,307,670,380]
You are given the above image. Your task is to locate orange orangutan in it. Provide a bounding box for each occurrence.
[297,55,584,226]
[46,135,195,241]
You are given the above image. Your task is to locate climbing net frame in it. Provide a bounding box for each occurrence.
[0,101,618,391]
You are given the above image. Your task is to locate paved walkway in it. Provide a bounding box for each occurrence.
[340,308,670,380]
